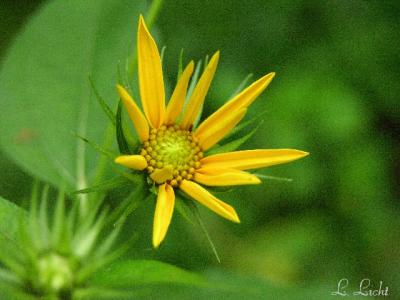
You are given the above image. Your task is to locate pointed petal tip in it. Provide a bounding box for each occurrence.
[253,176,262,184]
[296,150,310,157]
[152,238,161,249]
[138,15,150,35]
[188,60,195,71]
[302,151,310,157]
[138,14,145,24]
[261,72,275,83]
[232,213,240,223]
[212,50,220,61]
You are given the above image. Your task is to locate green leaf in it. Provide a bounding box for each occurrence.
[0,197,27,279]
[0,196,26,253]
[0,0,147,190]
[91,259,207,288]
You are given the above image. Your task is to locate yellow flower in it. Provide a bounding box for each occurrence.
[115,16,309,248]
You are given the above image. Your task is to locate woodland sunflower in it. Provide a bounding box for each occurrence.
[115,16,309,248]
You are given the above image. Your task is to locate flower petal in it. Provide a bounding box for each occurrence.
[194,167,260,186]
[200,149,309,170]
[181,51,219,129]
[153,183,175,248]
[116,85,149,142]
[195,108,247,151]
[195,72,275,137]
[138,15,165,128]
[150,166,174,184]
[180,180,240,223]
[114,155,147,170]
[165,61,195,124]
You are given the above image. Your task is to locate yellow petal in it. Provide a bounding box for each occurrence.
[180,51,220,129]
[195,108,247,151]
[194,167,260,186]
[116,85,149,142]
[195,72,275,137]
[114,155,147,170]
[180,180,240,223]
[165,61,195,124]
[153,183,175,248]
[138,15,165,128]
[201,149,309,170]
[150,166,174,184]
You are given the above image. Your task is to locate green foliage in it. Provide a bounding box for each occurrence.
[0,0,146,190]
[0,0,399,299]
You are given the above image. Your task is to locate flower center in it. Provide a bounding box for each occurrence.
[36,252,74,293]
[140,124,203,187]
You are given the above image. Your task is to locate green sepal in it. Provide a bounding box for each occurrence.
[252,173,293,182]
[107,175,147,228]
[181,59,202,121]
[174,193,195,225]
[228,73,253,98]
[71,176,130,195]
[73,133,116,160]
[207,120,263,155]
[226,109,268,139]
[207,111,266,155]
[149,183,158,196]
[116,101,132,155]
[160,46,167,63]
[176,48,184,80]
[175,190,220,262]
[89,76,115,126]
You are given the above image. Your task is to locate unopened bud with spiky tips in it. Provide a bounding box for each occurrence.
[0,184,126,299]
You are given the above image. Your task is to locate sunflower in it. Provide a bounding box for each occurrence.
[114,16,309,248]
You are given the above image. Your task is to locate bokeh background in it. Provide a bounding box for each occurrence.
[0,0,399,298]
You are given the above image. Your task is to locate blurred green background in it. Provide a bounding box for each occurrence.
[0,0,399,298]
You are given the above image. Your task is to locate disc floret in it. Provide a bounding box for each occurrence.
[140,124,203,186]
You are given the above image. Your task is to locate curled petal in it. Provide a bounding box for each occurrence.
[114,155,147,170]
[180,180,240,223]
[153,184,175,248]
[200,149,309,170]
[138,15,165,128]
[150,166,174,184]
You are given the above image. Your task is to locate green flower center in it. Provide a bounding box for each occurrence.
[140,124,203,186]
[36,252,74,294]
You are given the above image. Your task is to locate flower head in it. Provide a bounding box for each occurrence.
[115,16,309,248]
